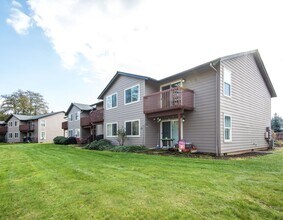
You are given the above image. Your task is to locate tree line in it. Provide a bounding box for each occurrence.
[0,90,49,121]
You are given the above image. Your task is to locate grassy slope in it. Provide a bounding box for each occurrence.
[0,144,282,219]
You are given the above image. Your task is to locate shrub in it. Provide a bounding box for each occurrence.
[85,139,113,150]
[117,127,127,146]
[110,145,147,152]
[53,136,68,145]
[66,137,77,145]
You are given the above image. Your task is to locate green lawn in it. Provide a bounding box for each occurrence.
[0,144,282,219]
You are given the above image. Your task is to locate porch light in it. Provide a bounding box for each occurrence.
[182,115,185,122]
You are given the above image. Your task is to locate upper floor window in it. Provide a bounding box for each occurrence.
[40,120,46,127]
[106,93,118,110]
[125,120,140,136]
[8,121,13,127]
[75,111,80,121]
[106,123,118,137]
[14,121,19,127]
[224,68,231,97]
[224,115,232,142]
[125,85,140,105]
[68,114,73,122]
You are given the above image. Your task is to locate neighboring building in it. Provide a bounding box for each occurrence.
[0,121,7,142]
[5,112,66,143]
[62,102,104,143]
[275,132,283,141]
[97,50,276,155]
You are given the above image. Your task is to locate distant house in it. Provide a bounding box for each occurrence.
[0,121,7,142]
[97,50,276,155]
[5,112,66,143]
[276,132,283,141]
[62,102,104,143]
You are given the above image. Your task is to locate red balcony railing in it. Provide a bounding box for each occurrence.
[144,87,194,115]
[0,126,7,135]
[81,116,91,127]
[62,121,68,130]
[90,109,104,124]
[19,124,35,132]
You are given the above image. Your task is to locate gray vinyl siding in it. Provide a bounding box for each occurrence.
[220,54,271,153]
[6,116,21,143]
[67,106,82,138]
[182,69,217,153]
[144,81,160,147]
[103,75,146,146]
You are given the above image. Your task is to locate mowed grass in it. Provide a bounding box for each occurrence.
[0,144,282,219]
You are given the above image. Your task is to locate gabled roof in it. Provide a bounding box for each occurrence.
[221,49,276,97]
[98,71,157,99]
[65,102,94,115]
[97,50,276,99]
[5,111,65,122]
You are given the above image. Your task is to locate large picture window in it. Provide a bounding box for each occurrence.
[106,123,118,137]
[125,85,140,104]
[106,93,118,109]
[224,68,231,97]
[224,115,232,142]
[125,120,140,136]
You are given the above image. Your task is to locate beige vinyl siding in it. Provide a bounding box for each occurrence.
[220,54,271,153]
[38,112,65,143]
[182,69,217,153]
[103,75,146,146]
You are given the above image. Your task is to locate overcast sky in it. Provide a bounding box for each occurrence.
[1,0,282,116]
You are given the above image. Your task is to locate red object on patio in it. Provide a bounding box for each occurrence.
[178,140,197,153]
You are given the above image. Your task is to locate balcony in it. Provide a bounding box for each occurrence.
[81,116,91,127]
[19,124,35,132]
[62,121,68,130]
[90,109,104,124]
[144,87,194,118]
[0,126,7,135]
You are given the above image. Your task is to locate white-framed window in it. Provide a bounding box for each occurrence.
[40,120,46,127]
[68,129,73,137]
[224,68,231,97]
[124,84,140,105]
[40,131,46,140]
[14,132,19,139]
[14,121,19,127]
[8,121,12,127]
[68,114,73,122]
[106,123,118,137]
[75,111,80,121]
[106,93,118,110]
[125,119,140,137]
[74,129,80,138]
[224,115,232,142]
[8,132,12,139]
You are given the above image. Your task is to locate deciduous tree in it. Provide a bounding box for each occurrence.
[1,90,49,115]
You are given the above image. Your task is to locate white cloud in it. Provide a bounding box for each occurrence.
[6,1,32,35]
[8,0,283,114]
